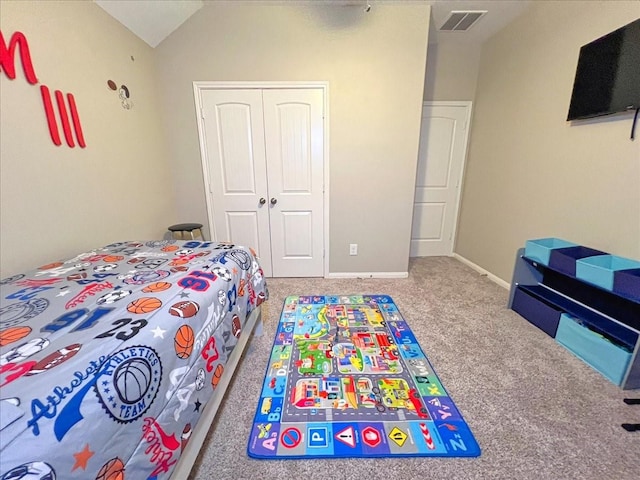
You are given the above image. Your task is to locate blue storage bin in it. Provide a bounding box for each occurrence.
[555,313,632,386]
[524,238,577,266]
[549,246,606,277]
[576,255,640,291]
[614,268,640,302]
[512,286,562,337]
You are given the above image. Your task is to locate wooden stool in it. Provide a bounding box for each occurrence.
[168,223,204,240]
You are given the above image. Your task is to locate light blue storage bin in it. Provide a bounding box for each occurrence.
[555,313,632,386]
[576,255,640,291]
[524,238,577,266]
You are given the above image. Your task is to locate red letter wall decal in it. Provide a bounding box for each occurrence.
[67,93,86,148]
[2,30,86,148]
[41,85,61,146]
[0,31,38,84]
[55,89,75,147]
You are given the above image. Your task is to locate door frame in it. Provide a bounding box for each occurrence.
[413,100,472,256]
[193,81,330,277]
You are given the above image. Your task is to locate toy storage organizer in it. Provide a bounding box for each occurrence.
[508,238,640,389]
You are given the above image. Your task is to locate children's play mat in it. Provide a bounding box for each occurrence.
[247,295,480,459]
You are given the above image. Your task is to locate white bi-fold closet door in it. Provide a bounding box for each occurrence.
[197,87,325,278]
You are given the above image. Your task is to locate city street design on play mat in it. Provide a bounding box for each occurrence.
[248,295,481,459]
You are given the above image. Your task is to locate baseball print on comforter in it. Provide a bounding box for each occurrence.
[0,240,267,479]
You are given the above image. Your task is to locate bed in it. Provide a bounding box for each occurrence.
[0,239,268,479]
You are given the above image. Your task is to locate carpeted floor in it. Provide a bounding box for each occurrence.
[188,257,640,480]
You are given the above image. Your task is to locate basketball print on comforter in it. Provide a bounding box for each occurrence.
[0,240,268,479]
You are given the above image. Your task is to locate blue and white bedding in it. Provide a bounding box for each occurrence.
[0,240,267,479]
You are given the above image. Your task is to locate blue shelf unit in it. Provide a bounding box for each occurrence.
[508,239,640,390]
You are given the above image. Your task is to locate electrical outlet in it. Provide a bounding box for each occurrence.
[349,244,358,256]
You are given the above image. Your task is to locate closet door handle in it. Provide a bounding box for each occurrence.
[270,198,278,205]
[259,197,266,205]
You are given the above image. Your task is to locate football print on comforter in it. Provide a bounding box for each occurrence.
[0,240,267,479]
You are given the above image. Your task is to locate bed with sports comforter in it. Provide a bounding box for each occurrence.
[0,240,267,479]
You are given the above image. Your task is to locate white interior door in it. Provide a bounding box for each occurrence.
[263,89,324,277]
[198,86,325,278]
[200,89,273,276]
[410,102,471,257]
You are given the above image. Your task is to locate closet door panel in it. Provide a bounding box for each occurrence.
[200,89,273,275]
[263,89,324,277]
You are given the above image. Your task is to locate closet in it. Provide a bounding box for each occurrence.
[196,86,325,277]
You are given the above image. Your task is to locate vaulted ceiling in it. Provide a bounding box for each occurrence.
[94,0,532,48]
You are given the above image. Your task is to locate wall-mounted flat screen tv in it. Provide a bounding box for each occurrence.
[567,18,640,121]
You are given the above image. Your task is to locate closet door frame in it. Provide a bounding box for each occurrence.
[193,81,330,278]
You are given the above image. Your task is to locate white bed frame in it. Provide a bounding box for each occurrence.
[170,306,263,478]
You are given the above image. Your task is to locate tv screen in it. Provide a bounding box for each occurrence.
[567,18,640,121]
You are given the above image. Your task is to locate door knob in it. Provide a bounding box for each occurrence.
[270,198,278,205]
[259,197,266,205]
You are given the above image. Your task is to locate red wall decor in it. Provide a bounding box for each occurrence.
[1,30,86,148]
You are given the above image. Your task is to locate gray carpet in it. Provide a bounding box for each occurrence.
[188,257,639,479]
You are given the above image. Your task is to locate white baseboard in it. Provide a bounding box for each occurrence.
[452,253,510,290]
[326,272,409,279]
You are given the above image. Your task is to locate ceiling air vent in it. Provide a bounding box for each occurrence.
[439,10,487,31]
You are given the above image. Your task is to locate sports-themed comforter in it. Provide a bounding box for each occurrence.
[0,240,267,479]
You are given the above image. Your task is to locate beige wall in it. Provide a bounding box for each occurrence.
[456,1,640,283]
[154,2,430,275]
[423,41,482,101]
[0,0,175,277]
